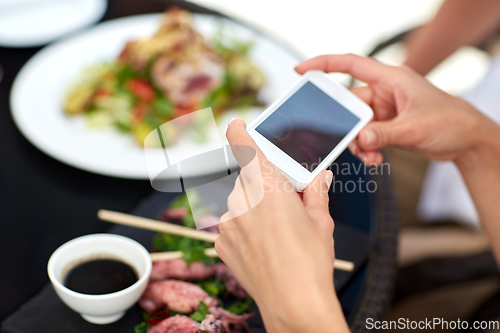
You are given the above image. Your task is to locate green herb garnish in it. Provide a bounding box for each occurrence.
[182,247,213,266]
[196,278,227,297]
[134,322,149,333]
[116,64,145,84]
[189,301,210,322]
[226,298,253,315]
[154,97,173,117]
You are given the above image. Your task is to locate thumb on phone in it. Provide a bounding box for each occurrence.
[302,170,334,232]
[358,119,407,151]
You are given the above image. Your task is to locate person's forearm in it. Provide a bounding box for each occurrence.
[455,112,500,266]
[405,0,500,76]
[260,305,347,333]
[257,286,349,333]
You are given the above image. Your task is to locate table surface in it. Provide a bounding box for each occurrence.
[0,0,203,321]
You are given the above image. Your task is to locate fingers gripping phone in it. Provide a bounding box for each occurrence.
[247,70,373,192]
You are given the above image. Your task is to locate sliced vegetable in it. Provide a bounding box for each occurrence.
[153,97,173,117]
[127,79,156,101]
[116,64,143,84]
[131,121,154,147]
[94,88,111,100]
[132,104,149,122]
[86,109,114,128]
[65,85,96,114]
[144,114,163,129]
[174,103,197,118]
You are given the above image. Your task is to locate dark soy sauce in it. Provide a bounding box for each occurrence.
[64,259,138,295]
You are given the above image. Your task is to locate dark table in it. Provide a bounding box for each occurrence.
[0,1,399,331]
[0,0,202,321]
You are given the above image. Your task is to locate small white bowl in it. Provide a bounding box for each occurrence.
[47,234,152,324]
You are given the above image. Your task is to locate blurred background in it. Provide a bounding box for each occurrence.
[1,0,500,332]
[194,0,489,94]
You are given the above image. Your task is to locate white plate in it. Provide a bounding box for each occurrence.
[0,0,107,47]
[11,13,303,179]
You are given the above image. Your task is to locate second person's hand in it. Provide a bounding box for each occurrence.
[295,54,496,166]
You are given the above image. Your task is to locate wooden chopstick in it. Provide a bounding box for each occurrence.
[150,248,354,272]
[97,209,218,243]
[98,210,355,272]
[334,259,355,272]
[150,248,218,262]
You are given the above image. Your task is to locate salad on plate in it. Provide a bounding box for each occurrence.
[64,8,265,146]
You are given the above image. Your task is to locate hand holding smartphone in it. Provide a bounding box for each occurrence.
[247,70,373,191]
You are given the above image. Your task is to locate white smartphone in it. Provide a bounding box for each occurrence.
[247,70,373,191]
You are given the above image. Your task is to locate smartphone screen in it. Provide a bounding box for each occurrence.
[255,81,360,172]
